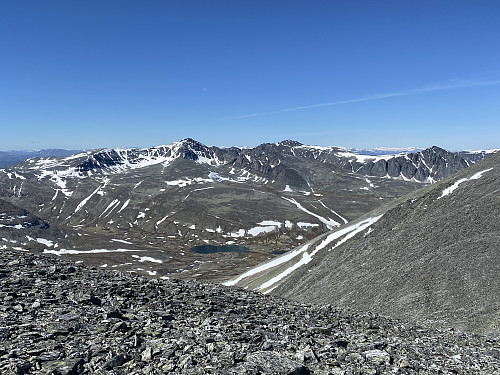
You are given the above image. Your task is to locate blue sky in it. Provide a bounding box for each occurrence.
[1,0,499,150]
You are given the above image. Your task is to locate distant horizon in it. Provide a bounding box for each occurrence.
[1,1,499,151]
[1,137,499,154]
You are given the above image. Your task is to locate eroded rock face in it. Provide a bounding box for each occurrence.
[0,250,499,374]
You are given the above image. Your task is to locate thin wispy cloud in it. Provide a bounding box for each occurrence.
[223,78,500,120]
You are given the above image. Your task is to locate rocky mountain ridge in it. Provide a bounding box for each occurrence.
[0,139,494,281]
[10,139,491,181]
[1,249,499,374]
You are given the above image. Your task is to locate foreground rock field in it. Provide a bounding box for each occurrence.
[1,250,499,374]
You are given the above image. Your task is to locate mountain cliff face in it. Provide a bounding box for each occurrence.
[227,151,500,337]
[0,139,492,281]
[341,146,489,182]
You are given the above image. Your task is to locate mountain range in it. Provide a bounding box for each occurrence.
[0,149,82,169]
[0,138,495,282]
[1,138,499,373]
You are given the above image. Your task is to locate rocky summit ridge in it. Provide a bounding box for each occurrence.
[1,249,499,374]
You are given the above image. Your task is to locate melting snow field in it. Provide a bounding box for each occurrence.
[223,219,319,239]
[74,179,110,213]
[118,199,130,213]
[317,200,348,224]
[223,243,311,287]
[438,168,493,199]
[36,238,54,247]
[43,249,144,256]
[297,222,319,228]
[131,255,163,263]
[223,216,382,292]
[111,239,133,244]
[247,226,276,236]
[258,215,382,293]
[165,177,211,187]
[282,197,341,229]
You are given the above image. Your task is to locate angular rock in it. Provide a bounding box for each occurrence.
[0,250,498,374]
[232,351,310,374]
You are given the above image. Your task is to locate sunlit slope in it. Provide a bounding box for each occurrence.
[227,152,500,336]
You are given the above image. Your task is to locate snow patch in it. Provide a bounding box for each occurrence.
[247,226,276,237]
[228,229,246,238]
[166,176,212,187]
[223,243,311,287]
[156,216,168,226]
[75,179,109,213]
[297,222,319,228]
[132,255,163,263]
[259,215,383,293]
[317,200,348,224]
[118,199,130,213]
[44,248,143,255]
[99,199,120,218]
[438,168,493,199]
[111,239,133,244]
[283,197,340,229]
[209,171,248,183]
[36,238,54,247]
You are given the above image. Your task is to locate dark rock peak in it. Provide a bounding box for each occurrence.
[278,140,303,147]
[249,141,304,156]
[179,138,222,163]
[71,139,224,171]
[76,149,125,172]
[180,138,208,149]
[428,145,447,152]
[420,146,454,159]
